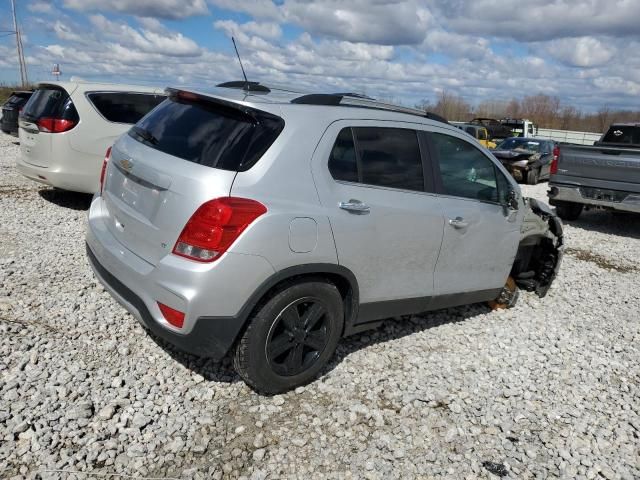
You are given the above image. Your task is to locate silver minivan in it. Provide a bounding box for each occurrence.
[86,84,564,393]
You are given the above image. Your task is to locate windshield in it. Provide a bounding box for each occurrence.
[498,138,541,152]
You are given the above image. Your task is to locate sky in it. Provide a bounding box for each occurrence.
[1,0,639,111]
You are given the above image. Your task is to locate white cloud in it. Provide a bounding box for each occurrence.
[281,0,433,45]
[213,20,282,42]
[28,1,53,13]
[211,0,432,45]
[63,0,209,20]
[429,0,640,41]
[89,15,202,57]
[9,0,640,113]
[546,37,617,67]
[210,0,282,20]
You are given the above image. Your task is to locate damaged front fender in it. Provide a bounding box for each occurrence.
[511,197,564,297]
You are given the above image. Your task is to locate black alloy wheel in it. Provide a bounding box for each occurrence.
[266,297,331,377]
[233,280,344,394]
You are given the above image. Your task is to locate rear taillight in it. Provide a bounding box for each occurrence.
[99,147,111,195]
[550,145,560,175]
[173,197,267,262]
[158,302,185,329]
[36,117,76,133]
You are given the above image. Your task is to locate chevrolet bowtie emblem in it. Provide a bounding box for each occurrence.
[119,158,134,172]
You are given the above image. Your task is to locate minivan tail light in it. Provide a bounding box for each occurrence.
[173,197,267,262]
[36,117,76,133]
[100,147,111,195]
[550,145,560,175]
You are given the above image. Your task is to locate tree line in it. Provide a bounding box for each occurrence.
[417,92,640,133]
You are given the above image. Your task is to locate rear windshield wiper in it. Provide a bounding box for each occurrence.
[131,126,159,145]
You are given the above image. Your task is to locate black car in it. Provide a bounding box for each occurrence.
[1,91,33,136]
[492,137,558,185]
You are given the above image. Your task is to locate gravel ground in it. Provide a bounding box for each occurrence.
[0,130,638,480]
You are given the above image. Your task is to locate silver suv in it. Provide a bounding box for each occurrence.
[86,84,564,393]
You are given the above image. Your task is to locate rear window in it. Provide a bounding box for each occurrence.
[87,92,165,124]
[22,87,78,122]
[129,94,284,172]
[600,126,640,145]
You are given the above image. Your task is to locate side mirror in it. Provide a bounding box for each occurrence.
[507,189,519,210]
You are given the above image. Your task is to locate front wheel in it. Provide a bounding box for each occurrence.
[233,280,344,394]
[555,201,583,221]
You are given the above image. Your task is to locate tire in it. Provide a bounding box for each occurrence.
[526,167,540,185]
[233,280,344,394]
[555,201,583,221]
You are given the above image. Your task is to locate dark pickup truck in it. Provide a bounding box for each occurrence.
[547,123,640,220]
[470,117,513,140]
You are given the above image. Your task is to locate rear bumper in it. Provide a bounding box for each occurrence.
[16,155,99,193]
[548,183,640,213]
[87,244,246,359]
[85,195,276,359]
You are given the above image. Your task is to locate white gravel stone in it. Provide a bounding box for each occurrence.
[0,131,638,478]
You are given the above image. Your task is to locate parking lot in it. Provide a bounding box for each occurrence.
[0,130,638,479]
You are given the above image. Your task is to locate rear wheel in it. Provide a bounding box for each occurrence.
[233,280,344,394]
[555,201,583,221]
[526,167,540,185]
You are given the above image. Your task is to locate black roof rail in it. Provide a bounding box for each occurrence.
[424,112,449,124]
[332,92,374,100]
[291,93,449,124]
[291,94,342,106]
[216,81,270,93]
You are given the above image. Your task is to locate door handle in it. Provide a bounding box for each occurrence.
[448,216,469,228]
[339,200,370,214]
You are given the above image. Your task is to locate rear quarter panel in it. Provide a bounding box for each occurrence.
[67,92,132,163]
[228,108,339,271]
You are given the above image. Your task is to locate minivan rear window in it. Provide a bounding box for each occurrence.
[22,87,79,123]
[129,94,285,172]
[87,92,165,124]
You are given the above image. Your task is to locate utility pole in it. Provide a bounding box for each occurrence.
[11,0,29,87]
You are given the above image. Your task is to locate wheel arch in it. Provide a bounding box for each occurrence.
[233,263,360,341]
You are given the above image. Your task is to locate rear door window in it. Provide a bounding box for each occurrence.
[129,94,284,172]
[430,132,500,203]
[22,87,78,123]
[327,127,425,192]
[601,126,640,145]
[355,127,424,192]
[87,92,165,124]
